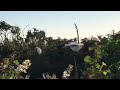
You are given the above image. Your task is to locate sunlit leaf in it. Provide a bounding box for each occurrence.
[84,56,92,63]
[102,62,107,66]
[103,71,107,76]
[96,64,101,69]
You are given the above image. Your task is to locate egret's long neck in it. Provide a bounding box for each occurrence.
[74,23,80,44]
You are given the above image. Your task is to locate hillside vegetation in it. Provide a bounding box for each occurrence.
[0,21,120,79]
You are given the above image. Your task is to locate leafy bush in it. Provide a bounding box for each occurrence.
[0,58,31,79]
[1,21,120,79]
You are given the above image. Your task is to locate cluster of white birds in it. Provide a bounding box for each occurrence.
[64,41,84,52]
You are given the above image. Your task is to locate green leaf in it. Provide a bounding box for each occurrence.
[96,64,101,69]
[106,69,110,73]
[84,56,92,64]
[103,71,107,76]
[102,62,107,66]
[13,60,19,65]
[88,47,94,51]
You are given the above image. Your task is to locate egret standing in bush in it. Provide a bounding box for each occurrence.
[64,23,84,79]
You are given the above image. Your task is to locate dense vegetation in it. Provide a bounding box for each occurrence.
[0,21,120,79]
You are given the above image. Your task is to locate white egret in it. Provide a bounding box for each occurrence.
[65,41,84,52]
[36,47,42,55]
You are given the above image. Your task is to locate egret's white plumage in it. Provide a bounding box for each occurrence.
[65,42,84,52]
[36,47,42,55]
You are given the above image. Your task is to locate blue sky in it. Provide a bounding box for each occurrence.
[0,11,120,39]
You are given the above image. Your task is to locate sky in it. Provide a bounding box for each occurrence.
[0,11,120,39]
